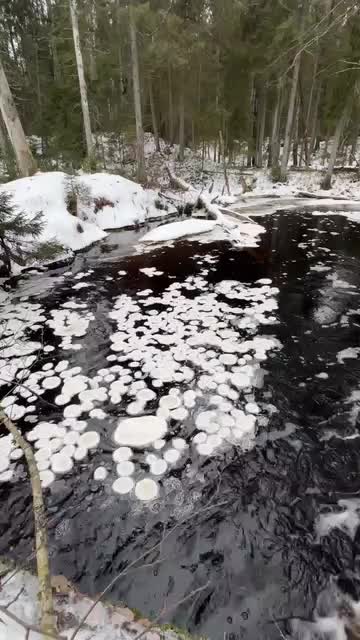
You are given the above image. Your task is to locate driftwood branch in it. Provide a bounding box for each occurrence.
[0,409,57,638]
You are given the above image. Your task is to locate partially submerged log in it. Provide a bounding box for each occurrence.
[296,190,360,201]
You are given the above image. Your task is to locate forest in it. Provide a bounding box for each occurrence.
[1,0,360,188]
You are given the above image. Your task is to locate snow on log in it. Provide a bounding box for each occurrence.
[165,166,191,191]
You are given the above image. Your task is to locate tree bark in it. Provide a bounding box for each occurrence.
[0,114,8,157]
[129,1,146,182]
[149,75,160,152]
[321,92,353,189]
[280,53,302,180]
[0,58,36,177]
[69,0,94,158]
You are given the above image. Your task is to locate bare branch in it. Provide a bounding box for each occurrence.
[0,605,65,640]
[133,581,211,640]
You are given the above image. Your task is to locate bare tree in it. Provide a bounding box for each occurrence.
[69,0,94,159]
[0,58,37,177]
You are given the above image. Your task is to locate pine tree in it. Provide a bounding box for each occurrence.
[0,192,62,275]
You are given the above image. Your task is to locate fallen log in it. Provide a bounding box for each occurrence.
[165,166,191,191]
[296,190,360,201]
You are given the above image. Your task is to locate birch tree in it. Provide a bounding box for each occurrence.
[69,0,94,159]
[0,58,37,177]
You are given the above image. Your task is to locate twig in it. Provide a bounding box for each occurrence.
[133,581,211,640]
[3,587,24,608]
[0,377,60,410]
[0,605,64,640]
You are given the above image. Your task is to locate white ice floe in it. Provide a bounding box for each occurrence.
[113,476,134,495]
[150,459,167,475]
[135,478,159,501]
[114,416,167,447]
[94,466,108,481]
[337,347,360,364]
[116,461,135,476]
[113,447,133,462]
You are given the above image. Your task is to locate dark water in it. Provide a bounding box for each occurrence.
[2,211,360,639]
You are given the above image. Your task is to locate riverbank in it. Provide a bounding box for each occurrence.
[0,560,199,640]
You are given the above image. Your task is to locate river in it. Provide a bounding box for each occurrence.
[1,208,360,639]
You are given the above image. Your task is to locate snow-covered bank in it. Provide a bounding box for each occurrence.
[81,173,176,230]
[0,172,106,253]
[0,172,175,255]
[0,566,186,640]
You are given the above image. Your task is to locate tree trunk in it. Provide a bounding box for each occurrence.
[0,58,37,177]
[219,129,230,195]
[69,0,94,158]
[280,52,302,181]
[247,75,255,167]
[304,55,318,166]
[46,0,61,83]
[168,63,174,145]
[270,77,283,170]
[256,86,267,168]
[88,0,97,82]
[149,76,160,152]
[0,114,8,157]
[321,92,353,189]
[292,97,300,167]
[349,130,358,166]
[129,1,146,182]
[116,0,125,106]
[178,77,185,162]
